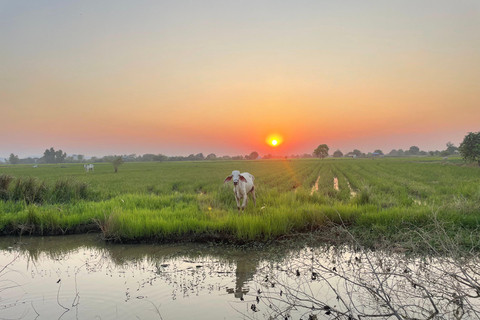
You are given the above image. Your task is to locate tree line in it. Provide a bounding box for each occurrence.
[314,141,463,159]
[4,132,480,166]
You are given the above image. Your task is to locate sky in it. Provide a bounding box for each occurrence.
[1,0,479,158]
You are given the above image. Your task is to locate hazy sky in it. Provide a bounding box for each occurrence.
[1,0,479,158]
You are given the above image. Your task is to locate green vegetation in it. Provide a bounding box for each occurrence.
[459,131,480,166]
[0,157,479,250]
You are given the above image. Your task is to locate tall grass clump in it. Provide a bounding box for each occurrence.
[11,177,47,204]
[93,211,122,241]
[0,174,14,200]
[0,175,92,205]
[354,183,373,205]
[50,178,90,203]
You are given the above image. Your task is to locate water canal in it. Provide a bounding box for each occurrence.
[1,234,479,319]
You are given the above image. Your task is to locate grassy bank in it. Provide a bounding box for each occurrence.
[0,158,479,250]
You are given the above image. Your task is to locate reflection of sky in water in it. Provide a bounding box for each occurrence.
[0,235,279,320]
[1,235,479,319]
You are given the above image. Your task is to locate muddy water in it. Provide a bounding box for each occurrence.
[1,235,479,319]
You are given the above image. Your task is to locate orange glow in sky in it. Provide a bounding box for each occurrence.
[1,1,479,158]
[266,134,283,148]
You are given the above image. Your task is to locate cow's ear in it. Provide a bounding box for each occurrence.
[239,175,247,182]
[224,175,232,183]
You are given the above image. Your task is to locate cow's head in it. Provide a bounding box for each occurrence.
[224,170,246,186]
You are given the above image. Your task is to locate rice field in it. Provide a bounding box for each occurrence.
[0,157,479,248]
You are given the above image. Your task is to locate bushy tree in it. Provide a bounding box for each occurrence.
[246,151,259,160]
[153,154,168,162]
[388,149,397,156]
[9,153,19,164]
[352,149,362,157]
[459,132,480,166]
[313,144,329,159]
[44,148,56,163]
[55,149,67,163]
[112,156,124,173]
[373,149,383,155]
[43,147,66,163]
[333,150,343,158]
[409,146,420,155]
[205,153,217,160]
[445,142,458,155]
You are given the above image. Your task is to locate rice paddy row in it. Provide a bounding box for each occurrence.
[0,158,479,250]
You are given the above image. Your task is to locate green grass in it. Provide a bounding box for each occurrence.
[0,158,479,249]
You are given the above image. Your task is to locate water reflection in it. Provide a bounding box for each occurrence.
[0,235,284,320]
[1,235,479,319]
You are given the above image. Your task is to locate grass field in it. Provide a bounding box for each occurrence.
[0,157,479,249]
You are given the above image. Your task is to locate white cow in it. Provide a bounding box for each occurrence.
[224,170,256,211]
[84,164,94,172]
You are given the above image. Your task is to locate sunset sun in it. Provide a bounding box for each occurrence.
[266,134,283,147]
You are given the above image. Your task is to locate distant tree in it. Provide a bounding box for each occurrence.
[232,155,244,160]
[439,150,449,157]
[77,154,84,162]
[205,153,217,160]
[44,147,56,163]
[373,149,384,155]
[91,156,101,163]
[459,132,480,166]
[445,142,458,155]
[397,149,405,156]
[409,146,420,155]
[388,149,397,156]
[43,147,66,163]
[122,154,137,162]
[246,151,259,160]
[54,149,66,163]
[112,156,124,173]
[9,153,19,165]
[19,157,37,164]
[153,154,168,162]
[195,153,204,160]
[313,144,329,159]
[140,154,156,161]
[352,149,362,157]
[333,149,343,158]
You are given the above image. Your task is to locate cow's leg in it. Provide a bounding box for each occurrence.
[251,186,256,207]
[235,192,241,211]
[242,196,248,211]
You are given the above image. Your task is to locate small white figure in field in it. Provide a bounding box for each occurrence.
[224,170,256,211]
[84,164,94,172]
